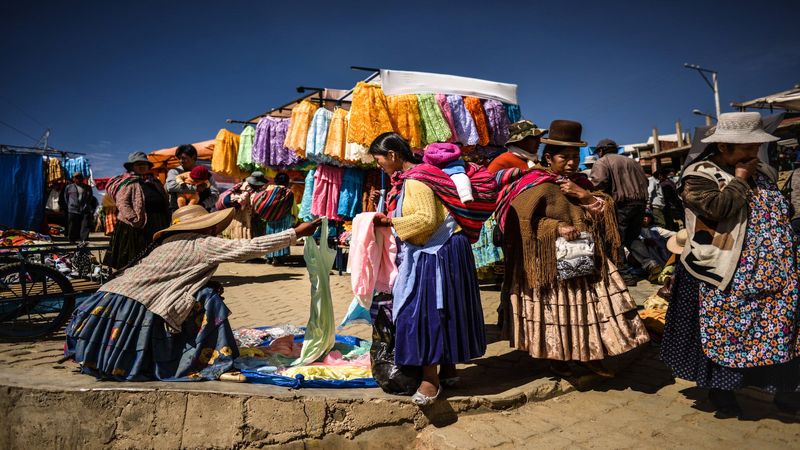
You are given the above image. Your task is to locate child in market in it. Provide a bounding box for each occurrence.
[174,166,211,207]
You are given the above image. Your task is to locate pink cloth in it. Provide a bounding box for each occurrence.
[311,350,371,368]
[347,212,398,307]
[423,142,462,167]
[436,94,459,143]
[311,164,344,220]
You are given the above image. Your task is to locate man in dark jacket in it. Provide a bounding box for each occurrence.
[58,172,98,242]
[655,168,684,231]
[164,144,219,212]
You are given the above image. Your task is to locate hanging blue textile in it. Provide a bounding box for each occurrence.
[0,154,44,231]
[63,156,91,178]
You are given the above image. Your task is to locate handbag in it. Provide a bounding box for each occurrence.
[555,232,596,280]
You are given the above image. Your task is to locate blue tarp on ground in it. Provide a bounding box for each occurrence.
[0,153,44,231]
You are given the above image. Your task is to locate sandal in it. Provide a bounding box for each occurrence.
[411,384,442,406]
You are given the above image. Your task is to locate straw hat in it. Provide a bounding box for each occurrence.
[666,229,688,255]
[701,112,779,144]
[153,205,235,240]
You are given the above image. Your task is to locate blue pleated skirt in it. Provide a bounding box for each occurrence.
[394,232,487,366]
[65,287,239,381]
[265,215,293,258]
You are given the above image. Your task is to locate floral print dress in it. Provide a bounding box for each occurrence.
[698,173,800,369]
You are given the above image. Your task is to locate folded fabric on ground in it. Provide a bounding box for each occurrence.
[232,329,376,388]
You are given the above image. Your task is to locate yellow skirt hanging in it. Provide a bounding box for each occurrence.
[284,99,320,156]
[346,82,394,147]
[387,94,423,150]
[324,108,348,160]
[212,129,248,180]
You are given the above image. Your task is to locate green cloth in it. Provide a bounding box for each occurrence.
[292,218,336,366]
[237,125,256,170]
[417,93,452,145]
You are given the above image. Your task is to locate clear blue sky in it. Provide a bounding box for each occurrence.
[2,0,797,177]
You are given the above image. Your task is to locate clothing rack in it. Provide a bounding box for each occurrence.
[0,144,85,158]
[227,87,353,125]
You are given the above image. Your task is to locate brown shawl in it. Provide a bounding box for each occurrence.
[504,182,620,290]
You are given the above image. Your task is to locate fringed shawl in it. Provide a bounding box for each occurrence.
[505,183,620,290]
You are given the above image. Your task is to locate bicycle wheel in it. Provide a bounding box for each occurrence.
[0,262,76,340]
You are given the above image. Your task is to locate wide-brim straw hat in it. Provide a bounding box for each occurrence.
[666,229,688,255]
[153,205,235,240]
[123,151,154,171]
[540,119,588,147]
[701,112,780,144]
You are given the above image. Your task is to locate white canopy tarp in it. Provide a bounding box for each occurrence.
[380,69,518,104]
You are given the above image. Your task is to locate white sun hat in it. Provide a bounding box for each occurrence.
[701,112,779,144]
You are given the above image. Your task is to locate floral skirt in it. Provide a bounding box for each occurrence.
[65,287,239,381]
[503,260,650,361]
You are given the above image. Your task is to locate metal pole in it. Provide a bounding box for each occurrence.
[712,72,721,119]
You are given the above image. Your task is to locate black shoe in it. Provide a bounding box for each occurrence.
[774,393,800,415]
[621,274,639,286]
[709,389,742,419]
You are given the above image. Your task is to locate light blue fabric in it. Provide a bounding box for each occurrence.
[336,168,364,219]
[471,214,503,269]
[305,108,333,164]
[441,160,466,175]
[298,169,316,221]
[391,182,458,319]
[265,215,293,258]
[505,103,522,124]
[0,154,44,231]
[64,156,91,178]
[337,297,372,329]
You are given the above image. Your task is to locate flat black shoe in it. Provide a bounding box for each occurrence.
[774,394,800,415]
[709,389,742,419]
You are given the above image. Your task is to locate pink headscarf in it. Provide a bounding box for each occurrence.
[422,142,461,167]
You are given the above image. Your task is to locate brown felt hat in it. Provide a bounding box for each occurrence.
[540,120,587,147]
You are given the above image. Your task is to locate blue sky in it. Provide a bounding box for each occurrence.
[2,0,797,177]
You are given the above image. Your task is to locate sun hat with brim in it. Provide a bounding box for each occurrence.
[701,112,780,144]
[540,120,588,147]
[666,229,688,255]
[153,205,235,240]
[246,171,268,187]
[506,120,547,145]
[123,151,154,171]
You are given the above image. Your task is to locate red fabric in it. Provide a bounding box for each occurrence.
[487,152,529,173]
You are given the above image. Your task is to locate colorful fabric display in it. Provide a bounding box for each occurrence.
[417,94,452,145]
[251,185,295,222]
[346,82,394,147]
[284,99,319,156]
[311,165,344,220]
[463,97,490,146]
[47,157,66,185]
[212,129,248,179]
[445,95,479,145]
[324,108,348,160]
[387,94,423,149]
[505,103,521,124]
[253,117,299,167]
[337,168,364,219]
[305,108,333,163]
[483,99,511,146]
[348,212,398,307]
[63,157,91,178]
[292,218,336,366]
[436,94,459,143]
[237,125,256,170]
[298,168,316,221]
[388,162,498,244]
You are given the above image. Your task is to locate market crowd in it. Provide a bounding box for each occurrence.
[66,112,800,418]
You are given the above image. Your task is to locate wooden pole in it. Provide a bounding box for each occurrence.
[675,121,684,147]
[651,128,660,173]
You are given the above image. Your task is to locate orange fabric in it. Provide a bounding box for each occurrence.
[212,129,248,180]
[346,82,394,147]
[284,100,320,156]
[387,95,423,149]
[464,97,490,146]
[324,108,349,160]
[488,152,529,173]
